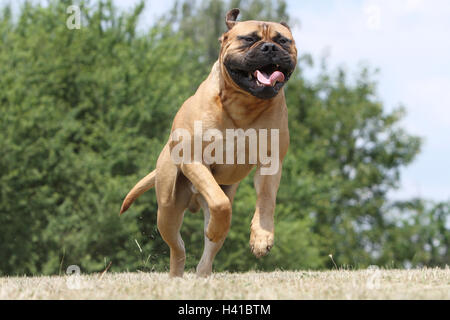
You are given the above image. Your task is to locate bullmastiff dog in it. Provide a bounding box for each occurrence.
[120,9,297,277]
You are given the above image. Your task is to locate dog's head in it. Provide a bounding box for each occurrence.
[220,9,297,100]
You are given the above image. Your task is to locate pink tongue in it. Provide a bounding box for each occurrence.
[254,70,285,87]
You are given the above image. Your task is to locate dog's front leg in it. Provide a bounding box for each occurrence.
[181,163,232,243]
[250,165,283,258]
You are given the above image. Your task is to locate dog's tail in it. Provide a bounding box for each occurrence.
[119,169,157,215]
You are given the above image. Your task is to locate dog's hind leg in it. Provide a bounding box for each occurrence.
[155,146,192,278]
[196,184,239,277]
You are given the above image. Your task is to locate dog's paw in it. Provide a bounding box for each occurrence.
[196,264,213,278]
[250,228,274,258]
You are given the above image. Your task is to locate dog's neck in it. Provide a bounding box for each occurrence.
[211,61,284,127]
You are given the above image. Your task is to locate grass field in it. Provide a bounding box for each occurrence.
[1,269,449,300]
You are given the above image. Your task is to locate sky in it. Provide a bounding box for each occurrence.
[6,0,450,202]
[288,0,450,203]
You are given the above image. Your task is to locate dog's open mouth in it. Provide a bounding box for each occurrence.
[233,64,288,88]
[224,58,294,99]
[250,64,286,87]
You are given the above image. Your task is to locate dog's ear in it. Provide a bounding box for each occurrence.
[226,8,240,30]
[280,21,291,31]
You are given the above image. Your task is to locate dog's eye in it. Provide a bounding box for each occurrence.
[278,38,288,44]
[244,37,255,43]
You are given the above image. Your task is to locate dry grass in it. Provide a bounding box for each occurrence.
[1,269,449,300]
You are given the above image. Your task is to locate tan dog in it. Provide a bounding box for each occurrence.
[120,9,297,277]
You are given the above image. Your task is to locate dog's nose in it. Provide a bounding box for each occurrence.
[260,43,278,53]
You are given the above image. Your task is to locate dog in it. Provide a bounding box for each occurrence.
[119,9,297,277]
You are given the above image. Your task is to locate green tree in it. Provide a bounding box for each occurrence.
[380,200,450,267]
[0,0,203,275]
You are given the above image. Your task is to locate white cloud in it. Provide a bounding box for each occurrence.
[404,0,425,11]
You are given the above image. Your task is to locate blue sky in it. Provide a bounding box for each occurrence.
[287,0,450,202]
[7,0,450,202]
